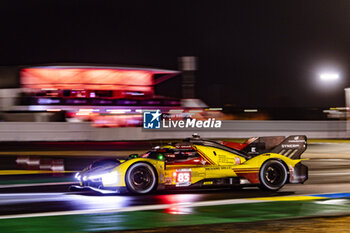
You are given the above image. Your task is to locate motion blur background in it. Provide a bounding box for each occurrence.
[0,1,350,137]
[2,1,350,233]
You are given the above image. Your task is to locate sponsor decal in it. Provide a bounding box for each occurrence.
[203,181,213,185]
[288,140,305,143]
[235,157,241,164]
[287,136,305,143]
[165,177,172,184]
[282,144,300,148]
[175,145,193,149]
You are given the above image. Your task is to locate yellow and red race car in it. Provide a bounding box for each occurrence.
[73,135,308,194]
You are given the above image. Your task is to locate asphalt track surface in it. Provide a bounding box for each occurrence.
[0,158,349,213]
[1,142,350,232]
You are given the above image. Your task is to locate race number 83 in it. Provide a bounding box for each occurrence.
[176,172,191,183]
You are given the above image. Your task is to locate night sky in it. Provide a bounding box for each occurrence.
[0,1,350,108]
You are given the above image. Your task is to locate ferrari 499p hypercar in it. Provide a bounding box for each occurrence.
[72,134,308,194]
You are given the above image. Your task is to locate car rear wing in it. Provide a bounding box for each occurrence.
[242,135,307,159]
[270,135,307,159]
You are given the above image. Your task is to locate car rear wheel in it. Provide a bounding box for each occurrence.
[125,163,157,194]
[259,160,288,191]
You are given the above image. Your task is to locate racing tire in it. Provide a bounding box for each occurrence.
[125,162,157,194]
[259,160,288,191]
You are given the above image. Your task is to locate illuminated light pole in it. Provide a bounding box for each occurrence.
[179,56,196,99]
[344,88,350,119]
[317,71,345,119]
[179,56,207,108]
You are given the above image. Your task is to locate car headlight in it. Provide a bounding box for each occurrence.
[88,171,119,186]
[101,171,118,186]
[74,172,81,180]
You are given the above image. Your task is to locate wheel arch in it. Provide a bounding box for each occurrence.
[260,158,290,179]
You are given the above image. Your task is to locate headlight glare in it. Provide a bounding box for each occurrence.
[74,172,81,180]
[101,171,118,185]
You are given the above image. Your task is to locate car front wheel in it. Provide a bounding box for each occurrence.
[125,163,157,194]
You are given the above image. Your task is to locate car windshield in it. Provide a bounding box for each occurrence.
[90,159,120,168]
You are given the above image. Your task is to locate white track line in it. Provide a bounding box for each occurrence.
[0,182,77,189]
[0,192,65,196]
[0,191,347,220]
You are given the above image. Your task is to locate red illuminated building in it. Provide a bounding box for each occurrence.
[20,65,181,107]
[16,65,182,126]
[21,65,179,101]
[15,65,218,127]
